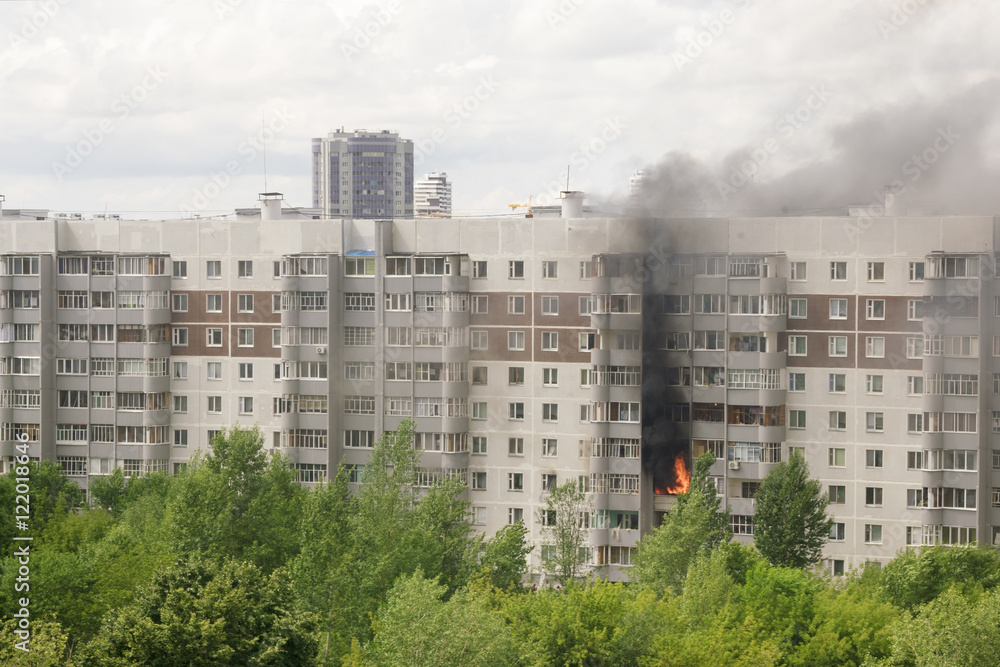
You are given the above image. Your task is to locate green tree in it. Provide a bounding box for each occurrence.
[631,453,730,596]
[0,461,85,558]
[166,425,301,572]
[876,586,1000,667]
[752,450,832,568]
[538,479,592,586]
[364,571,516,666]
[0,617,71,666]
[78,558,318,666]
[876,545,1000,610]
[479,522,532,591]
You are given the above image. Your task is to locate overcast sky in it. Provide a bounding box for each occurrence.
[0,0,997,218]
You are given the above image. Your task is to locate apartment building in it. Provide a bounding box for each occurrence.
[414,172,452,217]
[1,208,998,578]
[311,129,414,219]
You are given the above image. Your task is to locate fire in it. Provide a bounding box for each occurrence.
[664,453,690,495]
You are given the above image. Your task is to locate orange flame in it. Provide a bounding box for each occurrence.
[664,453,691,495]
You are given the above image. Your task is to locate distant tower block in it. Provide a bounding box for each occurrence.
[415,172,452,217]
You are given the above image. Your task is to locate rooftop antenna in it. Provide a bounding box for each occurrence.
[0,194,5,222]
[566,165,570,192]
[262,111,269,193]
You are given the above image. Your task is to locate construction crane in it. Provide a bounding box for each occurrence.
[507,195,534,218]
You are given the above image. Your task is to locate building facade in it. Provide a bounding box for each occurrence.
[1,211,999,577]
[414,172,452,217]
[311,129,414,219]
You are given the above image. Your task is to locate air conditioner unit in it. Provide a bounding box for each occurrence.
[316,346,327,355]
[728,461,740,470]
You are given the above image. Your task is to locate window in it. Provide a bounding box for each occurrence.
[207,260,221,278]
[344,257,375,276]
[508,438,524,455]
[866,487,883,506]
[907,413,924,433]
[866,449,884,468]
[344,327,376,346]
[543,368,558,386]
[867,261,885,281]
[829,298,848,319]
[786,373,805,391]
[908,299,923,320]
[542,403,558,422]
[789,410,806,429]
[866,336,885,358]
[661,295,689,314]
[57,291,88,309]
[789,298,807,318]
[790,261,806,280]
[829,448,846,467]
[731,515,754,535]
[508,402,524,420]
[172,327,188,346]
[909,261,924,281]
[472,437,487,454]
[471,402,487,420]
[238,396,253,415]
[470,295,487,313]
[541,295,558,315]
[206,328,223,346]
[828,336,847,357]
[173,362,188,379]
[56,358,87,375]
[865,524,883,544]
[272,294,281,313]
[237,328,254,347]
[238,362,253,380]
[908,375,924,394]
[238,260,253,277]
[906,337,924,358]
[829,411,847,430]
[507,473,524,491]
[829,486,846,504]
[829,523,846,541]
[207,396,222,413]
[908,451,924,470]
[344,430,375,449]
[579,332,596,351]
[541,260,558,278]
[618,332,640,349]
[542,439,558,457]
[508,295,525,315]
[206,294,222,313]
[508,367,524,385]
[207,362,222,380]
[865,412,883,433]
[508,260,524,279]
[908,488,927,508]
[471,331,488,350]
[541,332,558,351]
[694,294,725,314]
[830,261,846,280]
[173,429,188,447]
[472,366,488,385]
[578,296,592,315]
[866,299,885,319]
[237,294,254,313]
[472,260,487,278]
[507,508,524,524]
[579,260,594,279]
[866,374,884,394]
[508,331,525,351]
[173,260,187,278]
[471,472,487,490]
[829,373,846,393]
[788,335,807,355]
[171,293,188,313]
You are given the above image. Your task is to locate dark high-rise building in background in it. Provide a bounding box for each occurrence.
[311,129,414,219]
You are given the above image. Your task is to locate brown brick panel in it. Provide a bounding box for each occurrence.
[783,332,857,369]
[470,292,533,326]
[229,291,281,324]
[785,295,856,331]
[469,327,532,362]
[532,292,592,327]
